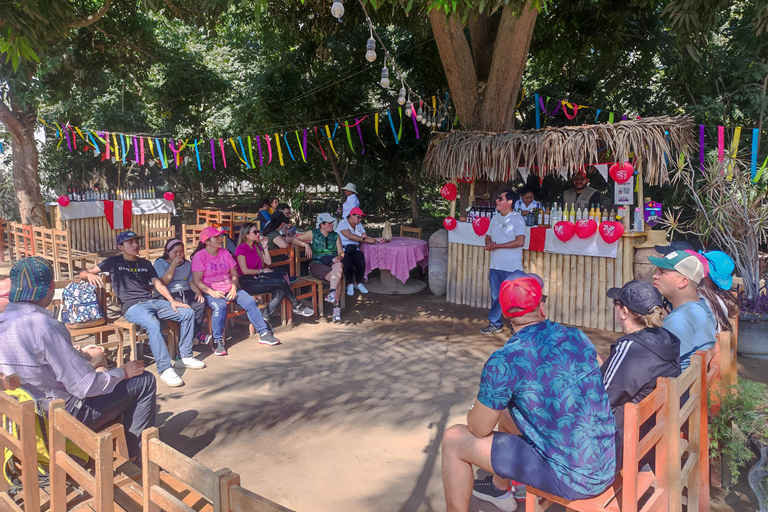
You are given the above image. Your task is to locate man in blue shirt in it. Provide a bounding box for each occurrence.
[649,250,717,369]
[441,271,616,512]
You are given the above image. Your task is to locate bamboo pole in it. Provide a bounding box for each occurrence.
[598,256,607,330]
[482,249,491,309]
[561,254,571,326]
[615,240,625,332]
[450,177,458,218]
[591,256,599,328]
[553,254,563,324]
[575,255,584,327]
[569,255,578,326]
[447,243,454,303]
[606,255,616,332]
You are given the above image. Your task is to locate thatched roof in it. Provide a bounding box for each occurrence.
[423,116,696,185]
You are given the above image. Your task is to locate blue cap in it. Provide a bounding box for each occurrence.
[116,231,143,246]
[701,250,734,290]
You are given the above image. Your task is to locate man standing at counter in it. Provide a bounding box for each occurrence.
[561,168,602,210]
[480,190,526,335]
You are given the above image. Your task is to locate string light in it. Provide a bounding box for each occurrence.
[365,37,377,62]
[416,107,423,122]
[331,0,345,19]
[380,59,389,88]
[405,99,412,114]
[398,86,406,105]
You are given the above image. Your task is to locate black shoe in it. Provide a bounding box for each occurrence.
[472,476,517,512]
[480,324,502,334]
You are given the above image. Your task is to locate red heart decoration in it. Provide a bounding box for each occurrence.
[575,219,597,239]
[599,221,624,243]
[472,216,490,236]
[609,162,634,184]
[443,217,457,230]
[57,195,70,207]
[552,221,576,242]
[440,183,458,201]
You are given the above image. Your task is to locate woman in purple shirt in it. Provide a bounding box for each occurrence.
[235,223,314,322]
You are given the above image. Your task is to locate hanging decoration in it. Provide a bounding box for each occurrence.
[553,221,576,242]
[57,195,71,207]
[608,162,634,184]
[440,183,457,201]
[599,221,624,244]
[443,217,457,230]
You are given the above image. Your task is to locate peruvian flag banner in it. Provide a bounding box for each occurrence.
[103,200,133,229]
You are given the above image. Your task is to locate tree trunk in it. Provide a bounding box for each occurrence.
[0,102,49,227]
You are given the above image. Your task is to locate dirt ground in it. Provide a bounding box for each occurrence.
[0,257,762,511]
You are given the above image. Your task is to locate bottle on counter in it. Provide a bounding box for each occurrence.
[543,204,551,227]
[601,206,608,223]
[589,205,596,222]
[576,207,582,221]
[537,207,544,226]
[634,207,644,232]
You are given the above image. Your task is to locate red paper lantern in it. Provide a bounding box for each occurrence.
[443,217,457,230]
[599,221,624,243]
[609,162,634,184]
[552,221,576,242]
[440,183,458,201]
[163,192,175,201]
[575,219,597,239]
[472,216,490,236]
[57,195,70,207]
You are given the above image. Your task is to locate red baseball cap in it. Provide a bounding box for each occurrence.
[499,271,544,318]
[200,226,226,244]
[349,207,366,216]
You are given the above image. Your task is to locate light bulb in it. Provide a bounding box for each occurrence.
[331,0,344,19]
[405,100,412,113]
[380,66,389,88]
[365,37,377,62]
[398,95,406,105]
[416,107,423,122]
[427,116,432,127]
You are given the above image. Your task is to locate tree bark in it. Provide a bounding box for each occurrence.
[0,101,49,227]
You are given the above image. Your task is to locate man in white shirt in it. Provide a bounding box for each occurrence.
[480,190,526,334]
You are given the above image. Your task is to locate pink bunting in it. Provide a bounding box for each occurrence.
[219,138,227,168]
[210,139,216,169]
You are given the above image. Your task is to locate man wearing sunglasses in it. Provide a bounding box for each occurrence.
[480,190,526,335]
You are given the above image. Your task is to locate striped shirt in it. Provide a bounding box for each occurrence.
[0,302,125,410]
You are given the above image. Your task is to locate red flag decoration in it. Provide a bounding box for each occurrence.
[104,200,133,230]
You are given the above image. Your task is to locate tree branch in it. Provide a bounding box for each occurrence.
[68,0,113,29]
[467,12,497,82]
[429,9,478,129]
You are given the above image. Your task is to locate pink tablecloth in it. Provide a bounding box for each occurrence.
[359,237,429,284]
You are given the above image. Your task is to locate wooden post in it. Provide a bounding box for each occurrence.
[449,178,459,218]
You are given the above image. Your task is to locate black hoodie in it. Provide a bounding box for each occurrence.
[600,327,682,437]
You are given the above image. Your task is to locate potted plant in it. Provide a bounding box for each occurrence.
[709,378,768,510]
[666,156,768,356]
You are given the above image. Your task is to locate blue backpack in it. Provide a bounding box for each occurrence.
[61,282,104,326]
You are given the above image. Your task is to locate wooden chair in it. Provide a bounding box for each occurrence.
[267,246,321,323]
[196,209,221,225]
[293,245,345,315]
[142,427,238,512]
[525,379,671,512]
[143,225,177,261]
[0,374,41,512]
[696,345,721,510]
[399,226,422,240]
[49,399,116,512]
[47,279,129,367]
[229,484,296,512]
[665,355,703,512]
[8,222,35,263]
[31,226,55,265]
[0,217,8,262]
[52,229,98,280]
[182,224,209,258]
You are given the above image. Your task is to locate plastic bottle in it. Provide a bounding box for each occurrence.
[634,207,644,232]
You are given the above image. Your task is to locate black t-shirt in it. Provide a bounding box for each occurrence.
[98,256,158,314]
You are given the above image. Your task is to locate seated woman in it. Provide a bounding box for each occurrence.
[235,222,314,324]
[513,185,540,216]
[697,250,739,333]
[601,280,681,458]
[336,207,387,296]
[191,227,281,355]
[292,213,344,323]
[261,211,293,250]
[154,239,211,346]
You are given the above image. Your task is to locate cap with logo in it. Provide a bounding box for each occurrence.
[316,213,335,225]
[648,250,707,285]
[9,257,54,303]
[499,270,545,318]
[349,207,366,217]
[607,280,663,315]
[116,231,143,246]
[199,226,226,244]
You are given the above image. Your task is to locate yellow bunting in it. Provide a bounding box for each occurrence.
[324,125,338,158]
[432,96,437,132]
[74,127,86,142]
[274,133,284,166]
[515,88,526,108]
[112,133,119,160]
[727,127,741,180]
[229,138,247,165]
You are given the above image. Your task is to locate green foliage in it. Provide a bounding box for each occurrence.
[709,378,768,488]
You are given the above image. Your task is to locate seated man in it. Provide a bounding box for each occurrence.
[336,207,387,296]
[441,271,616,512]
[0,257,155,461]
[649,250,717,369]
[80,231,205,387]
[275,203,299,241]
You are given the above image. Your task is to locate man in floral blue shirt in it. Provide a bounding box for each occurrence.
[441,271,616,512]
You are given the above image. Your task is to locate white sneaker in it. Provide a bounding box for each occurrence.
[178,357,205,370]
[160,368,184,387]
[346,284,355,296]
[355,283,369,294]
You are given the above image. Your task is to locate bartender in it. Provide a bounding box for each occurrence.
[513,185,540,217]
[560,167,602,210]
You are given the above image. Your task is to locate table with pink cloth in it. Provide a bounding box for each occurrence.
[360,237,429,284]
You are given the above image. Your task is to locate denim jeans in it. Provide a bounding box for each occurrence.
[488,268,516,328]
[205,289,267,342]
[66,372,157,461]
[124,299,195,373]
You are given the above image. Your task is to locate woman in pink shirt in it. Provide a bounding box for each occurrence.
[235,223,314,323]
[191,227,280,355]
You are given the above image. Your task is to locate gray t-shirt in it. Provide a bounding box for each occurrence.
[153,258,192,293]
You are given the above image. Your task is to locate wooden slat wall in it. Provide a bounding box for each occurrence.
[446,234,647,332]
[52,211,172,253]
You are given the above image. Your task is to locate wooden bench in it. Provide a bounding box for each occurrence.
[525,378,671,512]
[293,246,345,315]
[229,484,296,512]
[143,225,177,261]
[52,229,99,280]
[399,226,422,239]
[182,224,209,258]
